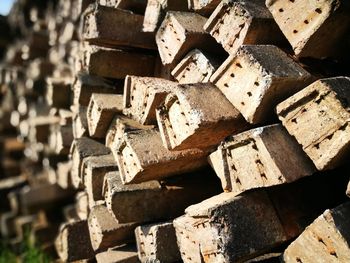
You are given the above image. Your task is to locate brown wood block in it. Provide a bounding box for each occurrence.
[156,83,248,150]
[95,244,139,263]
[171,49,221,84]
[208,124,315,193]
[188,0,221,15]
[81,44,156,79]
[156,11,220,66]
[143,0,188,33]
[103,171,220,224]
[88,204,137,252]
[123,75,177,125]
[57,161,73,189]
[105,116,154,154]
[115,129,208,184]
[82,4,155,50]
[135,221,180,263]
[204,0,287,55]
[174,191,288,263]
[55,220,95,262]
[70,137,111,189]
[73,106,89,139]
[76,191,90,220]
[266,0,350,58]
[87,93,123,138]
[82,154,118,208]
[283,202,350,262]
[72,73,120,107]
[211,45,314,124]
[276,77,350,170]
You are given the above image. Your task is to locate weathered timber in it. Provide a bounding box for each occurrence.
[188,0,221,15]
[88,205,137,252]
[83,154,118,208]
[143,0,163,32]
[76,191,89,220]
[156,83,248,150]
[123,75,177,125]
[174,170,349,262]
[103,170,221,223]
[143,0,188,33]
[210,45,314,124]
[266,0,350,58]
[70,137,111,189]
[87,93,123,138]
[95,244,139,263]
[156,11,221,66]
[82,4,156,50]
[106,115,153,150]
[55,220,95,262]
[135,221,180,263]
[283,202,350,262]
[174,191,288,263]
[171,49,221,84]
[276,77,350,170]
[46,77,72,109]
[204,0,287,55]
[73,73,121,106]
[116,129,208,184]
[72,106,89,138]
[81,44,156,79]
[57,161,73,189]
[209,124,315,192]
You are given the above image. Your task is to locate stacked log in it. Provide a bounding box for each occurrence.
[0,0,349,262]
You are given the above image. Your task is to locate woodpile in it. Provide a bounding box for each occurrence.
[0,0,349,262]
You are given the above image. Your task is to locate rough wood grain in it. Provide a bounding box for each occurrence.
[276,77,350,170]
[208,124,315,193]
[156,83,248,150]
[204,0,287,55]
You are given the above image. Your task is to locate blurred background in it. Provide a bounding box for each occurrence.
[0,0,14,16]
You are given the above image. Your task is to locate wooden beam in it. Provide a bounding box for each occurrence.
[115,129,208,184]
[82,154,118,208]
[135,221,180,263]
[123,75,177,125]
[174,191,287,263]
[276,77,350,170]
[156,11,221,66]
[103,171,220,223]
[72,73,121,107]
[70,137,111,189]
[55,220,95,262]
[208,124,315,193]
[95,244,139,263]
[204,0,287,55]
[87,93,123,138]
[156,83,248,150]
[82,44,156,79]
[171,49,221,84]
[266,0,350,58]
[82,4,156,49]
[88,205,137,252]
[211,45,313,124]
[283,202,350,262]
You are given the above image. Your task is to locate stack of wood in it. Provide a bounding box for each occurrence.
[1,0,350,262]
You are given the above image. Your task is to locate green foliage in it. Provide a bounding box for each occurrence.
[0,242,17,263]
[0,228,52,263]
